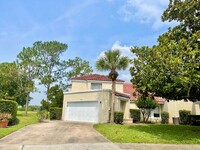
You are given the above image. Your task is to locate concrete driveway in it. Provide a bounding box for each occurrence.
[0,121,113,150]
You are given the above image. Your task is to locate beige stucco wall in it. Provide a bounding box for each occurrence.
[71,81,88,91]
[130,102,139,110]
[98,91,111,123]
[102,82,123,92]
[122,99,130,119]
[194,103,200,115]
[114,97,130,119]
[62,90,129,123]
[71,80,123,92]
[162,100,200,124]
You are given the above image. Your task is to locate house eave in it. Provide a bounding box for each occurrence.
[63,89,112,95]
[116,96,130,101]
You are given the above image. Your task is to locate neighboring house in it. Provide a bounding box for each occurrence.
[162,100,200,123]
[123,83,200,123]
[62,74,130,123]
[123,83,165,122]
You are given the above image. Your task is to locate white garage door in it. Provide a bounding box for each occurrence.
[65,101,99,123]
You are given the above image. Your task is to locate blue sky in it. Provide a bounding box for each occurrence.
[0,0,175,105]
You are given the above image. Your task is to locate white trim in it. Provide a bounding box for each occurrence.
[158,102,165,104]
[72,79,124,84]
[116,96,129,101]
[116,91,130,96]
[63,89,111,95]
[67,100,99,103]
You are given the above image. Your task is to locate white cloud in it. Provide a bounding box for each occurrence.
[95,41,134,82]
[118,0,173,30]
[97,41,134,60]
[111,41,133,57]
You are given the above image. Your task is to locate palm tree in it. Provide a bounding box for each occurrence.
[96,49,129,123]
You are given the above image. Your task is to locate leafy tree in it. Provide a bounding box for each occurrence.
[96,49,129,123]
[130,0,200,102]
[0,62,19,100]
[17,46,39,115]
[162,0,200,33]
[66,57,93,80]
[35,41,68,97]
[0,62,29,107]
[47,84,63,107]
[41,99,50,111]
[135,92,158,123]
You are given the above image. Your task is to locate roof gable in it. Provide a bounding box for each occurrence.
[72,74,124,82]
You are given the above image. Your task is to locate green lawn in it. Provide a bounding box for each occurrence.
[0,111,38,138]
[94,124,200,144]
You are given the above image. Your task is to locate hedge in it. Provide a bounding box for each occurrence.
[130,109,140,123]
[0,99,18,125]
[114,112,124,124]
[161,111,169,124]
[50,107,62,120]
[0,99,18,118]
[188,115,200,126]
[179,110,191,125]
[37,110,48,122]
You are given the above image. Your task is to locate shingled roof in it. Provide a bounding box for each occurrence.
[72,74,125,82]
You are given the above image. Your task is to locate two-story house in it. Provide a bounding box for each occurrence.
[62,74,200,124]
[62,74,130,123]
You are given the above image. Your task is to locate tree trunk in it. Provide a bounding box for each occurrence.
[46,84,50,102]
[146,109,151,123]
[24,92,30,116]
[110,80,116,123]
[142,111,145,123]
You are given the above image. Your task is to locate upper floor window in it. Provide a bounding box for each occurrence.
[91,83,102,90]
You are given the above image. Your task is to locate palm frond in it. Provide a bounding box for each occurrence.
[96,49,129,72]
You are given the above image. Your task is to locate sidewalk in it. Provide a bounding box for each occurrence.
[118,143,200,150]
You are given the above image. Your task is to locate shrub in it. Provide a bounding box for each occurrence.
[114,112,124,124]
[37,110,48,122]
[161,111,169,124]
[188,115,200,126]
[135,95,158,123]
[8,117,19,126]
[130,109,140,123]
[50,107,62,120]
[28,105,40,111]
[179,110,191,125]
[0,100,18,125]
[41,99,50,111]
